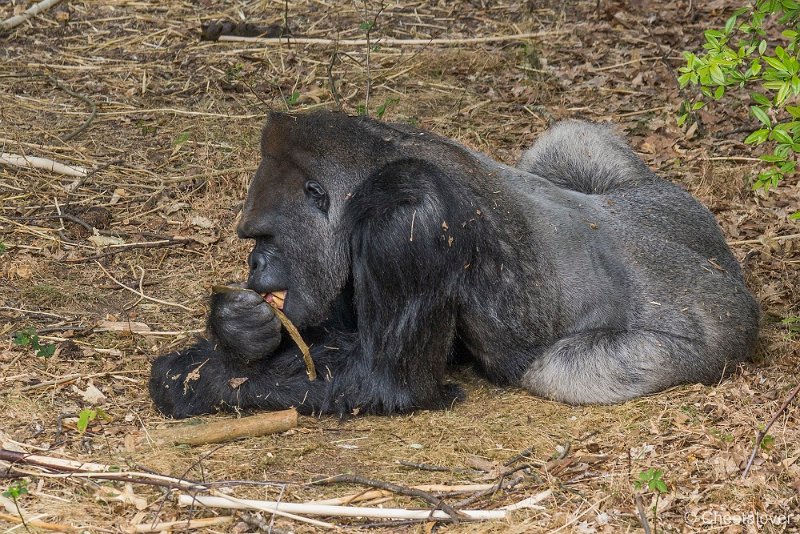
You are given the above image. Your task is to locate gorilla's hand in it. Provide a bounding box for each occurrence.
[207,285,282,363]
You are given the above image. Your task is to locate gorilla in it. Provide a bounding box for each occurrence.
[149,111,759,418]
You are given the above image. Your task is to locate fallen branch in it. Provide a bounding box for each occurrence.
[177,494,507,521]
[309,483,497,506]
[728,233,800,247]
[0,0,61,32]
[0,152,88,177]
[742,381,800,479]
[218,30,566,46]
[144,409,298,446]
[0,512,75,532]
[129,516,232,533]
[313,473,461,521]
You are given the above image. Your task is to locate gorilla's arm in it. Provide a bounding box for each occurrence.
[149,336,342,418]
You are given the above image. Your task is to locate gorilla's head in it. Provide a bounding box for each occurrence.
[236,112,397,326]
[236,111,477,327]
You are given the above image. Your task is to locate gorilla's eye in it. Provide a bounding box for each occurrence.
[304,180,329,212]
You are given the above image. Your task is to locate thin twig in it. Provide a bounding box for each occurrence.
[94,260,193,311]
[63,238,193,263]
[742,382,800,479]
[217,31,567,46]
[728,233,800,246]
[327,51,343,111]
[634,494,652,534]
[47,76,97,141]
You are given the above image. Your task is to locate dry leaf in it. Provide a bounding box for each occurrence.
[72,381,106,405]
[87,232,125,248]
[96,483,147,510]
[228,377,248,389]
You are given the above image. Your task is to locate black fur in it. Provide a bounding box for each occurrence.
[149,112,759,418]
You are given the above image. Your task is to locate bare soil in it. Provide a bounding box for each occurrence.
[1,1,798,532]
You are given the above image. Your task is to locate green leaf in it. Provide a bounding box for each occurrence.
[771,128,793,144]
[724,15,738,34]
[359,21,374,32]
[744,128,770,144]
[77,409,97,434]
[714,85,725,99]
[751,92,771,106]
[764,55,788,72]
[710,64,726,85]
[13,329,32,346]
[677,113,688,126]
[654,479,669,493]
[777,82,792,105]
[759,40,768,55]
[691,101,706,111]
[751,105,771,126]
[285,91,300,106]
[0,241,6,254]
[790,211,800,220]
[787,105,800,118]
[172,132,190,147]
[36,343,56,358]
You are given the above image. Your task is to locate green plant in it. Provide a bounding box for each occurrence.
[12,327,56,357]
[759,433,776,449]
[375,97,399,119]
[225,62,244,82]
[2,480,28,500]
[285,90,301,107]
[635,468,669,532]
[173,131,190,147]
[0,241,6,254]
[77,408,97,433]
[781,315,800,337]
[3,480,28,525]
[678,0,800,209]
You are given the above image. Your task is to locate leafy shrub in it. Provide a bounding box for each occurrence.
[678,0,799,215]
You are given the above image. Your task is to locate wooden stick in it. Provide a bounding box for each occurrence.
[216,31,567,46]
[728,233,800,246]
[145,409,297,446]
[0,0,62,32]
[309,483,498,505]
[177,494,508,521]
[267,302,316,381]
[0,512,75,532]
[129,516,232,533]
[0,152,88,177]
[742,381,800,479]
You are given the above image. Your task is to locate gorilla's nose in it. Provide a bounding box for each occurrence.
[249,250,268,272]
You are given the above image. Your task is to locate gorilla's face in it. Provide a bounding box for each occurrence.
[236,117,351,327]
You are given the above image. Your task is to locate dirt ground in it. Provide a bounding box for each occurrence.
[1,0,799,532]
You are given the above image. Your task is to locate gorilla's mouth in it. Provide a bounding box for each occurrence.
[264,290,287,310]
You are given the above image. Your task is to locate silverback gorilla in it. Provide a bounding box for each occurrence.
[149,111,759,418]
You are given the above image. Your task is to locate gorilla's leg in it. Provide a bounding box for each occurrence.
[519,330,734,404]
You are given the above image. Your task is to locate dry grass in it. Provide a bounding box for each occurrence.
[1,0,798,532]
